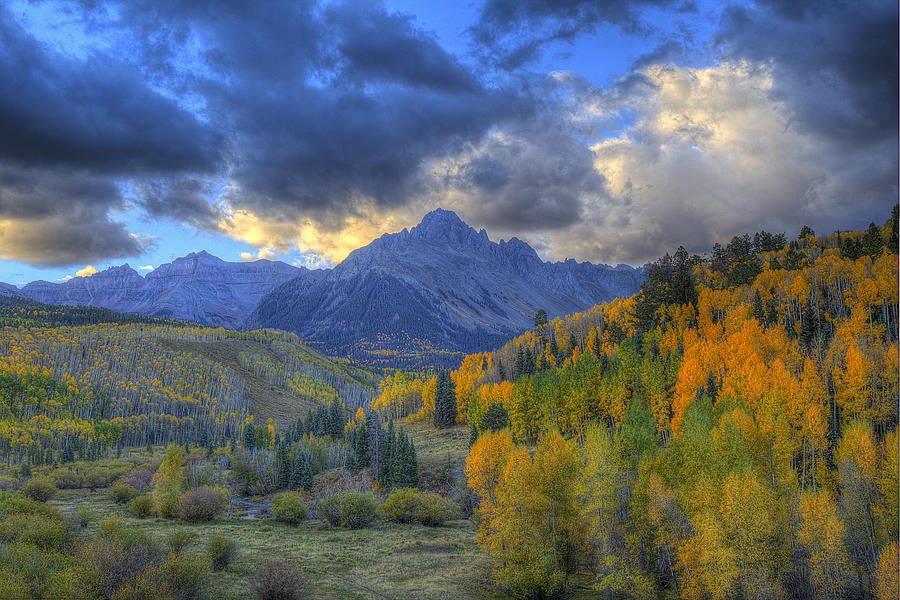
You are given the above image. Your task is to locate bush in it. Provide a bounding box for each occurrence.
[383,488,459,527]
[328,491,378,529]
[52,469,83,489]
[75,503,93,528]
[152,553,209,600]
[250,560,306,600]
[128,494,154,519]
[316,495,341,526]
[109,483,138,504]
[0,513,71,551]
[118,467,155,493]
[166,528,196,555]
[83,470,109,491]
[20,477,58,502]
[271,491,308,525]
[206,534,237,571]
[175,486,227,522]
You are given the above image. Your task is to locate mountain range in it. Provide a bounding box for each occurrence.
[3,209,644,366]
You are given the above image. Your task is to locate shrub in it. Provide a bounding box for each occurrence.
[20,477,58,502]
[128,494,154,519]
[118,467,155,493]
[166,528,196,555]
[271,491,308,525]
[206,534,237,571]
[153,553,209,600]
[0,489,61,520]
[75,503,93,528]
[316,495,341,526]
[383,488,459,527]
[52,469,83,489]
[250,560,306,600]
[175,486,227,522]
[109,483,138,504]
[337,491,378,529]
[0,512,71,552]
[82,471,109,491]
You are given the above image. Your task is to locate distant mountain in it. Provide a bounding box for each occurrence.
[248,209,644,366]
[0,282,21,297]
[17,251,304,329]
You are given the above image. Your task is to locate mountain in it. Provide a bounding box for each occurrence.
[248,209,644,366]
[18,251,304,329]
[0,282,21,297]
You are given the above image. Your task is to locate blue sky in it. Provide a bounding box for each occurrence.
[0,0,896,285]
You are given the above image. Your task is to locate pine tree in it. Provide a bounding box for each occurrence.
[242,423,256,450]
[328,402,345,438]
[434,370,457,428]
[469,421,479,447]
[354,414,369,471]
[274,443,291,488]
[290,451,313,491]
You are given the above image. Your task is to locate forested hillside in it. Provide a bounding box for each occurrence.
[375,212,900,599]
[0,314,377,465]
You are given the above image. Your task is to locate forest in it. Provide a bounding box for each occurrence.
[375,212,899,599]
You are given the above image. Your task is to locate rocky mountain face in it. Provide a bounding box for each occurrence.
[249,209,644,366]
[18,252,303,329]
[0,282,21,297]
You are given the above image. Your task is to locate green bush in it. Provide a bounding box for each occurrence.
[0,489,61,519]
[127,494,154,519]
[75,503,93,527]
[166,528,196,555]
[0,513,70,551]
[206,534,237,571]
[337,491,378,529]
[20,477,58,502]
[383,488,459,526]
[109,483,138,504]
[82,470,109,491]
[152,553,209,600]
[52,469,83,489]
[316,495,341,526]
[250,560,306,600]
[271,491,308,525]
[175,486,227,522]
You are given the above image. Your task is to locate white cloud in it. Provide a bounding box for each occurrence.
[137,265,154,271]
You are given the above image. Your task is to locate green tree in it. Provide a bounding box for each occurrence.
[433,370,457,428]
[155,444,185,518]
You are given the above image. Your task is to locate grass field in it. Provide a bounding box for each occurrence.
[50,488,498,600]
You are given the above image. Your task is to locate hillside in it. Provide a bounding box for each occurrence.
[249,209,644,367]
[377,214,899,599]
[0,309,377,462]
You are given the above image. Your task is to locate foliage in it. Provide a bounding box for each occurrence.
[166,528,197,555]
[206,533,238,571]
[318,491,379,529]
[154,444,185,518]
[250,560,307,600]
[271,491,308,525]
[20,477,58,502]
[127,494,154,519]
[108,482,137,504]
[175,486,227,522]
[383,487,459,526]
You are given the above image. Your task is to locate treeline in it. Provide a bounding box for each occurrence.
[395,212,898,599]
[0,296,194,328]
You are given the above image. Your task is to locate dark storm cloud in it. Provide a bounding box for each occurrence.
[136,178,222,231]
[716,0,898,146]
[0,6,221,175]
[0,165,150,266]
[472,0,692,69]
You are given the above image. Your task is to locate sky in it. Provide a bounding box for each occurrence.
[0,0,896,285]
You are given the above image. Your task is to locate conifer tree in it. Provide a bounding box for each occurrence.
[469,421,479,447]
[290,451,313,491]
[434,370,457,428]
[242,423,256,450]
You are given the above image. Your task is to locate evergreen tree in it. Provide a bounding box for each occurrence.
[469,421,479,447]
[433,370,457,428]
[862,222,884,259]
[242,423,256,450]
[289,451,313,491]
[274,443,291,488]
[354,414,369,471]
[327,402,344,438]
[381,420,396,488]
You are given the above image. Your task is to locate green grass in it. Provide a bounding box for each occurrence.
[50,488,497,600]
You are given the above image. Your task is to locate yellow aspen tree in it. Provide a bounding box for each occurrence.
[797,490,851,599]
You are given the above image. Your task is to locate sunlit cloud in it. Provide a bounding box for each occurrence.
[75,265,99,278]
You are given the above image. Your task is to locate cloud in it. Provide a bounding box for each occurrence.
[471,0,692,69]
[75,265,98,278]
[137,265,154,271]
[239,247,276,262]
[0,164,152,266]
